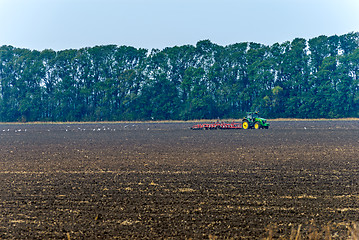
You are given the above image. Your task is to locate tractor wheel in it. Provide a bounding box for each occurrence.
[242,120,249,129]
[254,122,261,129]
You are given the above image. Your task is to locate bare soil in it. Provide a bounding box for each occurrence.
[0,121,359,239]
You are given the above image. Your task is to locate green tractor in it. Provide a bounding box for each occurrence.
[242,112,270,129]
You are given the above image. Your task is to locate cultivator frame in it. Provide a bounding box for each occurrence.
[190,121,242,130]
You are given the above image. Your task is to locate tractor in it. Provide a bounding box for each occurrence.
[242,112,269,129]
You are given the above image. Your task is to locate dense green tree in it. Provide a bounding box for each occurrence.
[336,48,359,117]
[0,32,358,121]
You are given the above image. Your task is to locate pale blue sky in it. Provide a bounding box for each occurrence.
[0,0,358,51]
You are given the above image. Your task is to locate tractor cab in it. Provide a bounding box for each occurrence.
[246,112,258,121]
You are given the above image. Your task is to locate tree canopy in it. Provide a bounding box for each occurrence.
[0,32,358,122]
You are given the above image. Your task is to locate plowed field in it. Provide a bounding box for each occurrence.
[0,121,359,239]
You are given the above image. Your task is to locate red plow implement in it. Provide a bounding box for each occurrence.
[190,121,242,130]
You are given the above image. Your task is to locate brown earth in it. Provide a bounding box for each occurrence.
[0,121,359,239]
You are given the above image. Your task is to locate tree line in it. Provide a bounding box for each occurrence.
[0,32,358,122]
